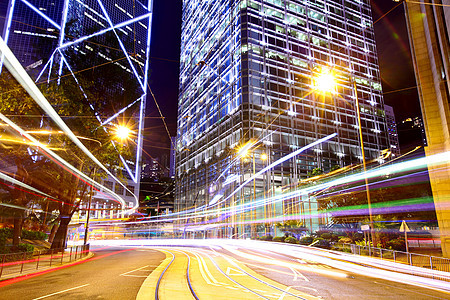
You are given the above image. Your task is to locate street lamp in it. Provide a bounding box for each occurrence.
[312,68,374,246]
[115,125,133,140]
[83,128,132,245]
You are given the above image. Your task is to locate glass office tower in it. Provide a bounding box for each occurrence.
[176,0,389,236]
[2,0,154,211]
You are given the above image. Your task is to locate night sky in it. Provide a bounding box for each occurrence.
[0,1,422,159]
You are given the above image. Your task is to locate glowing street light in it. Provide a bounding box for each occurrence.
[313,68,337,94]
[312,69,374,246]
[115,125,132,140]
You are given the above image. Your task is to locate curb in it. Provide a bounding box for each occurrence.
[0,251,95,282]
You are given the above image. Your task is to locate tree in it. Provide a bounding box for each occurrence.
[0,70,48,248]
[1,69,130,249]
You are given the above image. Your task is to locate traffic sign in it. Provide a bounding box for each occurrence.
[399,220,410,232]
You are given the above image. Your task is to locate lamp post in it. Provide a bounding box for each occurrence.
[352,80,374,246]
[83,125,133,245]
[313,68,374,246]
[83,167,95,245]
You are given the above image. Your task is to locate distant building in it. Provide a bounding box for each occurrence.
[169,137,176,178]
[398,116,427,147]
[176,0,391,236]
[405,0,450,257]
[384,105,400,158]
[142,157,161,180]
[2,0,154,218]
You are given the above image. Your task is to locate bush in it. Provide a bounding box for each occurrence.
[259,235,273,241]
[273,236,285,243]
[21,230,47,240]
[339,237,353,244]
[0,228,13,239]
[313,238,331,249]
[386,239,406,251]
[16,243,34,253]
[321,233,332,240]
[285,237,298,244]
[299,236,314,245]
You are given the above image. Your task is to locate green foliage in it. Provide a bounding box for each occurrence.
[0,228,13,239]
[386,238,406,251]
[284,236,298,244]
[21,230,47,240]
[355,239,372,247]
[272,236,285,243]
[307,167,324,178]
[299,236,314,245]
[276,220,308,240]
[258,235,273,241]
[0,228,11,254]
[314,238,331,249]
[338,237,353,244]
[320,233,332,240]
[16,243,34,253]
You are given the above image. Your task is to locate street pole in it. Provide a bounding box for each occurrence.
[252,152,256,239]
[353,80,374,247]
[84,168,96,245]
[84,184,93,245]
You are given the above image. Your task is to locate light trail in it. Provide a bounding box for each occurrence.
[0,37,138,213]
[89,149,450,231]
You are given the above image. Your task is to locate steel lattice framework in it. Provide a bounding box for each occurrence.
[2,0,154,187]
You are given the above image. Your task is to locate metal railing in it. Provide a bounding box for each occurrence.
[335,243,450,281]
[0,244,90,279]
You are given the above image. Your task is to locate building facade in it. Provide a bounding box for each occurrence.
[384,105,400,157]
[2,0,154,215]
[405,0,450,257]
[175,0,390,237]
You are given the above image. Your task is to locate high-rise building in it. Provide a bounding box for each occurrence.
[175,0,390,236]
[404,0,450,257]
[2,0,154,212]
[170,136,176,178]
[384,105,400,157]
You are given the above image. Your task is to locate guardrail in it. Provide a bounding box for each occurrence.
[335,243,450,280]
[0,244,90,279]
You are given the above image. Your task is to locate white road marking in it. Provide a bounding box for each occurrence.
[289,266,309,282]
[226,267,246,276]
[32,284,90,300]
[120,265,149,276]
[278,286,292,300]
[190,249,224,285]
[290,285,318,292]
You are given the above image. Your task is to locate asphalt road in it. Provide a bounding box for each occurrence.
[223,246,450,300]
[0,243,449,299]
[0,246,165,300]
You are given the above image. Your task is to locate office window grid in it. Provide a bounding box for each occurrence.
[176,0,389,216]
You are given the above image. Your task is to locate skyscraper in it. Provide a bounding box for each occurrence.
[384,105,400,158]
[404,0,450,257]
[175,0,389,236]
[2,0,154,211]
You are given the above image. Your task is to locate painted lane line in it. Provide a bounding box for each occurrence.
[191,251,223,286]
[195,250,222,284]
[189,249,227,286]
[120,265,149,276]
[289,266,309,282]
[32,284,90,300]
[278,286,292,300]
[226,267,246,276]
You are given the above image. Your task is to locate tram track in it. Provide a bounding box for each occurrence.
[154,249,199,300]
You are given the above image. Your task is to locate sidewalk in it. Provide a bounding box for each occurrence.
[0,245,93,282]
